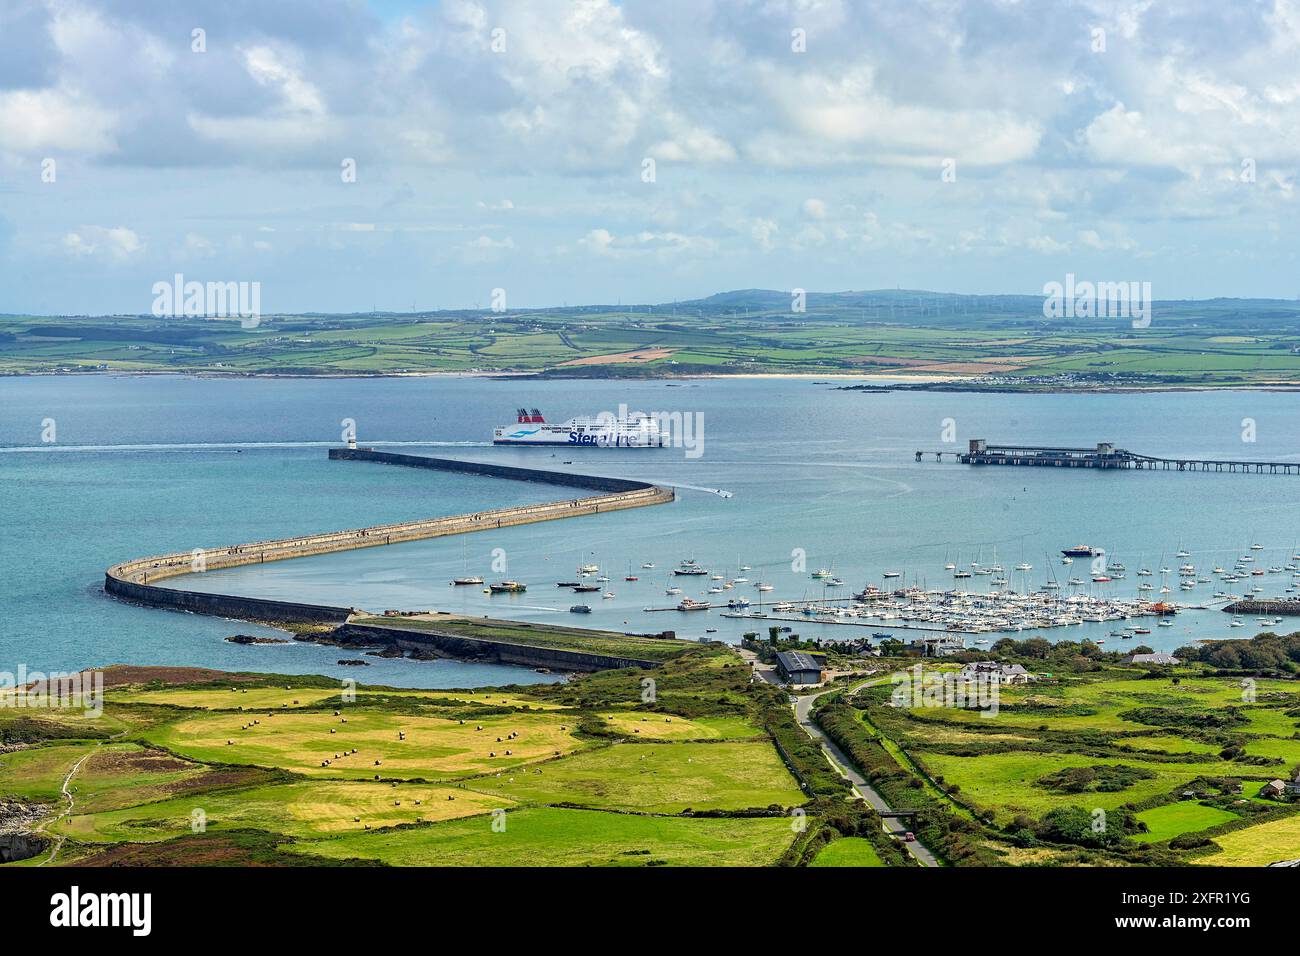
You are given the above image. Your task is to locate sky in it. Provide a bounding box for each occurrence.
[2,0,1300,315]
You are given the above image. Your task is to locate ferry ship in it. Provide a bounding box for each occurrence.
[493,408,665,447]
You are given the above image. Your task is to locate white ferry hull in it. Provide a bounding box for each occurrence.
[493,416,665,448]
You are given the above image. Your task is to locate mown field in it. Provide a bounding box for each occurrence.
[10,641,1300,867]
[5,291,1300,385]
[2,645,821,868]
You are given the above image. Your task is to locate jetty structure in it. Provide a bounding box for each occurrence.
[104,447,677,671]
[916,439,1300,474]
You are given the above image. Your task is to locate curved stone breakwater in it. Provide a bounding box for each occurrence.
[105,448,675,625]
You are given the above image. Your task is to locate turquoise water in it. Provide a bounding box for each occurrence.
[3,374,1299,686]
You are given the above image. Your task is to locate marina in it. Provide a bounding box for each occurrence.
[7,374,1300,682]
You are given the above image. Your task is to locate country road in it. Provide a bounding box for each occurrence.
[793,679,940,867]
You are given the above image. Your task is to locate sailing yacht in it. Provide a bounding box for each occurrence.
[451,539,484,585]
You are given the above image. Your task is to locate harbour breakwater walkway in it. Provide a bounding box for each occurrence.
[104,448,676,669]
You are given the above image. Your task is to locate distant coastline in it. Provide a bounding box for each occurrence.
[6,366,1300,394]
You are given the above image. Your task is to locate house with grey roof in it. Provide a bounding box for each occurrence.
[1124,652,1181,665]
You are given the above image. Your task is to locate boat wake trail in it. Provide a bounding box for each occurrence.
[651,480,734,499]
[0,440,491,454]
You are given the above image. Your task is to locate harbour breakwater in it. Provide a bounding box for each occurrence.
[1223,599,1300,617]
[104,449,675,633]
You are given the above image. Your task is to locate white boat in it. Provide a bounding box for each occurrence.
[755,583,774,592]
[882,571,902,579]
[493,408,665,447]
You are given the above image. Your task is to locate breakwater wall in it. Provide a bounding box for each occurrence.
[105,449,674,624]
[1223,599,1300,617]
[336,622,662,672]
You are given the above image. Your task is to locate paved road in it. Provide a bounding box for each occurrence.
[793,680,940,867]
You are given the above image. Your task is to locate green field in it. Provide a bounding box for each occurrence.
[143,707,586,780]
[1195,814,1300,866]
[5,649,821,868]
[809,837,886,867]
[459,740,804,814]
[293,806,798,867]
[7,291,1300,385]
[1131,801,1240,843]
[818,652,1300,863]
[0,741,95,802]
[57,780,512,843]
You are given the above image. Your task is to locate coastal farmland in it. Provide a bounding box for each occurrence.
[6,291,1300,386]
[815,647,1300,864]
[6,645,824,867]
[9,635,1300,867]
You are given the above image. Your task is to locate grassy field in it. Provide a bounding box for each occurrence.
[809,837,886,867]
[144,707,585,780]
[6,292,1300,385]
[1131,801,1240,843]
[459,740,804,814]
[915,750,1243,822]
[15,649,1300,867]
[592,712,761,740]
[1194,814,1300,866]
[0,741,95,803]
[3,650,816,868]
[291,806,797,867]
[57,780,511,842]
[836,660,1300,860]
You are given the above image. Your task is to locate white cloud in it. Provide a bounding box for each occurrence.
[62,226,144,261]
[0,89,116,155]
[576,227,712,259]
[802,198,828,220]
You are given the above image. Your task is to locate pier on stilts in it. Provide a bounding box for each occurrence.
[915,440,1300,474]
